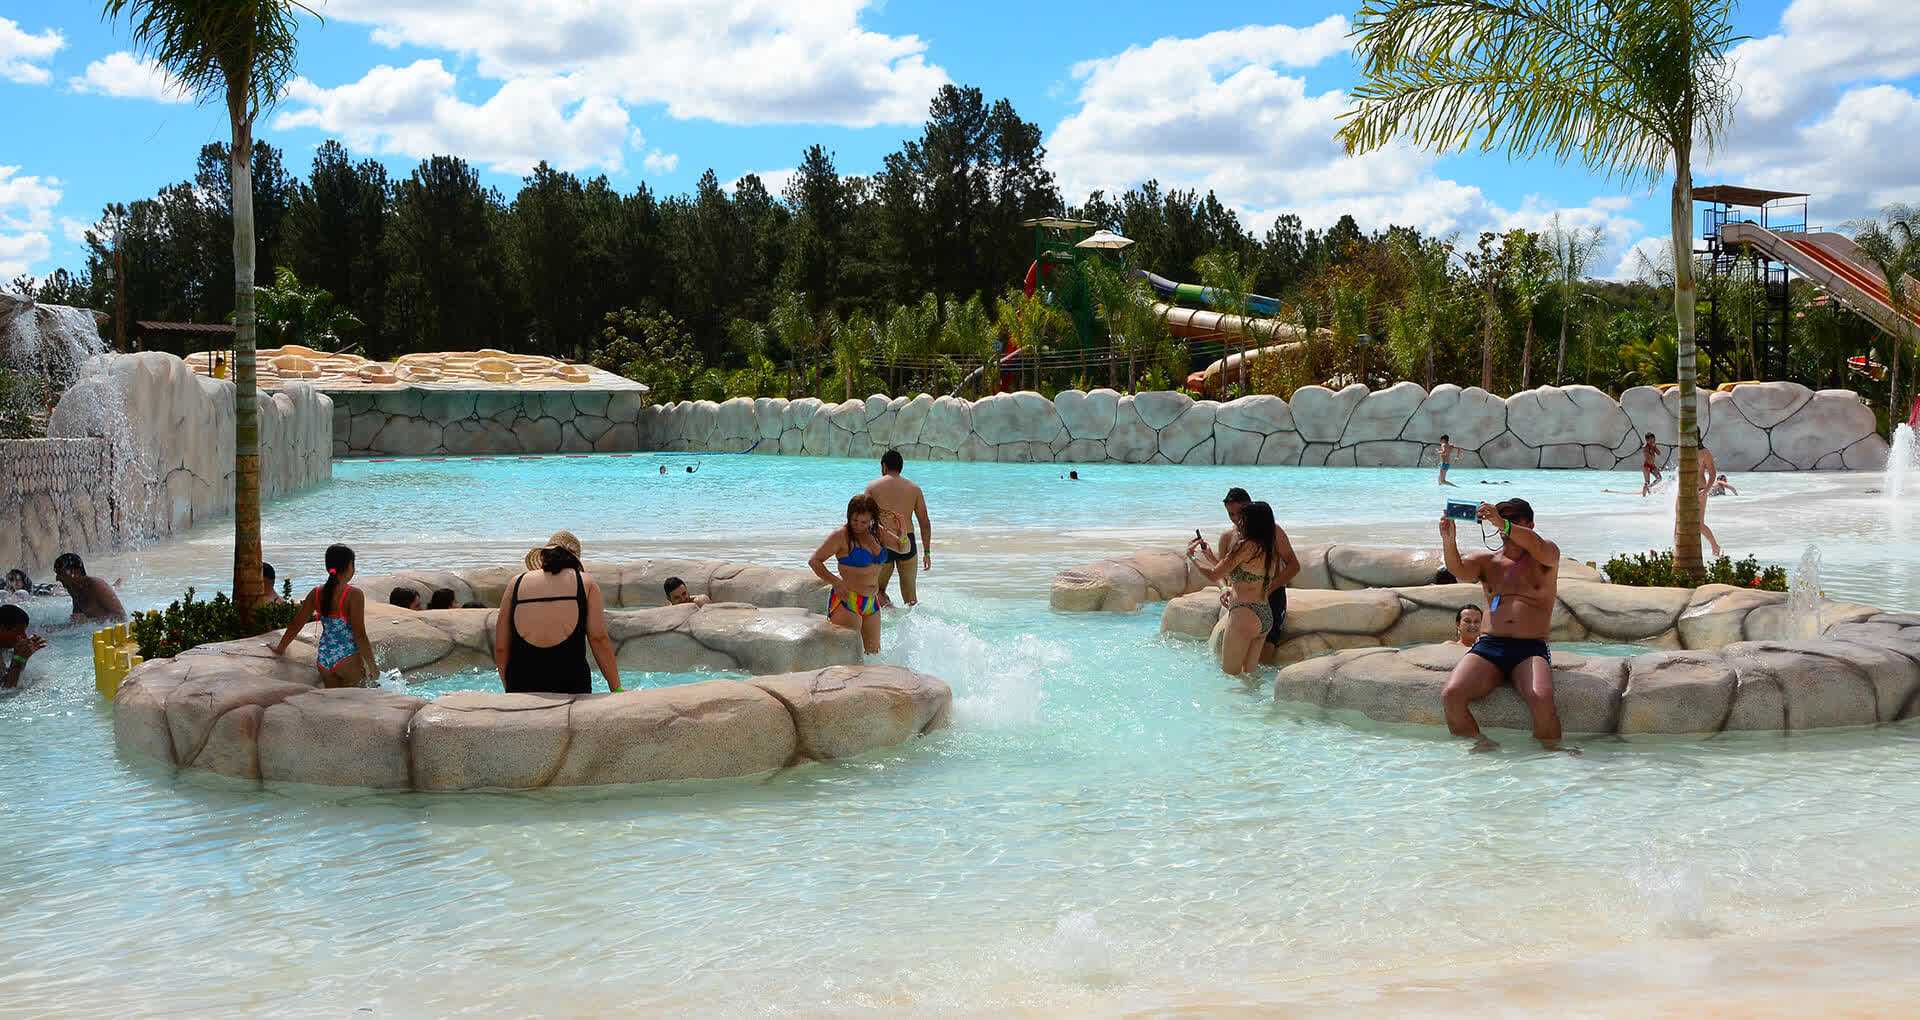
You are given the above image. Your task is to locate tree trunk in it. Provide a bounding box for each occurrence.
[1670,151,1704,580]
[1480,274,1497,392]
[1520,319,1535,390]
[1424,322,1435,391]
[1554,288,1570,385]
[228,89,265,622]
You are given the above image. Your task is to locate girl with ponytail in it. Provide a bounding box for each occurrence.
[271,544,375,687]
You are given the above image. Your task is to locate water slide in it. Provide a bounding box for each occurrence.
[1720,221,1920,339]
[1134,271,1282,317]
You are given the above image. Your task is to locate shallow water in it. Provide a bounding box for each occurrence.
[5,457,1920,1016]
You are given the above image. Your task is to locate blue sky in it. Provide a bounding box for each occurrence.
[4,0,1918,285]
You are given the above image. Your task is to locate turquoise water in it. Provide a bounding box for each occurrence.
[5,457,1920,1014]
[400,666,741,699]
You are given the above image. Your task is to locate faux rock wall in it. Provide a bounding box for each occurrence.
[0,439,114,577]
[331,387,649,456]
[640,381,1889,470]
[8,352,332,572]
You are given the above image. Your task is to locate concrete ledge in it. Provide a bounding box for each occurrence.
[1062,543,1599,614]
[114,636,949,790]
[353,557,829,612]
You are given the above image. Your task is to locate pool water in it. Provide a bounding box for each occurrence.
[5,457,1920,1015]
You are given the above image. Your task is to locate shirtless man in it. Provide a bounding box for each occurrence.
[1695,440,1722,556]
[1,604,48,689]
[52,553,125,624]
[1436,434,1458,487]
[1438,498,1571,752]
[866,449,932,607]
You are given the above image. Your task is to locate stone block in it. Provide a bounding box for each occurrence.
[166,671,314,769]
[1724,641,1878,730]
[1157,402,1217,462]
[1215,394,1293,435]
[1703,391,1771,472]
[410,691,575,791]
[1257,430,1305,465]
[751,665,951,761]
[893,394,934,446]
[1280,588,1401,636]
[1771,391,1878,469]
[259,689,427,789]
[1160,590,1223,639]
[1213,426,1263,464]
[1106,398,1157,462]
[1619,651,1735,734]
[1289,384,1367,442]
[1350,440,1423,467]
[1343,382,1425,443]
[1558,581,1689,641]
[1727,381,1813,429]
[1404,384,1506,448]
[1132,390,1194,430]
[548,681,796,785]
[1056,389,1120,440]
[1477,431,1538,469]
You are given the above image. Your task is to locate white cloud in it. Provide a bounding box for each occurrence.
[273,60,633,174]
[0,17,62,85]
[1707,0,1920,227]
[314,0,949,127]
[642,150,679,175]
[1610,236,1671,283]
[0,166,61,278]
[69,51,190,103]
[731,168,796,197]
[60,217,91,244]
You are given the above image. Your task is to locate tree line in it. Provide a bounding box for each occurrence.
[11,83,1886,410]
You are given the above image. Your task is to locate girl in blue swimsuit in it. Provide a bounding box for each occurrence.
[271,544,375,688]
[809,494,907,655]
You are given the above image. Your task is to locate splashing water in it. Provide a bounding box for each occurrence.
[1036,911,1117,983]
[882,610,1060,726]
[376,668,407,693]
[1627,846,1714,939]
[1787,545,1826,639]
[1888,424,1918,500]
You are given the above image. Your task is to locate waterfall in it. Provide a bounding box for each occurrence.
[1786,545,1826,640]
[1,290,152,547]
[1887,423,1917,499]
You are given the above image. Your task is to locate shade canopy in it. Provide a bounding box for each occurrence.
[1074,229,1135,250]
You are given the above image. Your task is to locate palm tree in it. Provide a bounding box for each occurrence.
[254,266,362,352]
[1339,0,1742,577]
[1505,230,1555,390]
[1547,215,1605,385]
[939,295,995,396]
[768,290,822,397]
[1847,205,1920,423]
[104,0,313,618]
[994,287,1067,394]
[1194,248,1258,394]
[1389,234,1452,389]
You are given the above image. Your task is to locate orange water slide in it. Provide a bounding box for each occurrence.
[1720,222,1920,335]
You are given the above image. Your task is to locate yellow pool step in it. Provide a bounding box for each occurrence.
[93,619,145,699]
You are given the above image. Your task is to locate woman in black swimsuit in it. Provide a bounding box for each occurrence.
[494,530,623,694]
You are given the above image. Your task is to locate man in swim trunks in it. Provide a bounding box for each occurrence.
[0,604,48,689]
[52,553,125,624]
[1437,434,1458,487]
[1206,487,1300,665]
[866,449,932,607]
[1438,498,1572,752]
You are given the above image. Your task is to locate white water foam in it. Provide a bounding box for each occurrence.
[1887,424,1917,500]
[1788,545,1827,639]
[1034,911,1117,984]
[882,610,1059,726]
[1627,844,1714,938]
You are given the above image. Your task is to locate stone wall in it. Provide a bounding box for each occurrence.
[351,557,830,611]
[0,438,114,576]
[330,386,649,456]
[1156,577,1920,736]
[113,611,949,790]
[50,352,334,537]
[0,352,333,573]
[1053,544,1602,613]
[640,381,1889,470]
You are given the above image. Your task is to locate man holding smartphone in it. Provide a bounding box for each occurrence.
[1438,498,1572,753]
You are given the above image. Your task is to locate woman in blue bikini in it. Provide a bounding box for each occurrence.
[809,494,907,655]
[271,544,375,687]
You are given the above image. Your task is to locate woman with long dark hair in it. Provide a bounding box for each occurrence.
[1187,500,1280,677]
[808,494,907,655]
[271,544,375,687]
[495,530,622,694]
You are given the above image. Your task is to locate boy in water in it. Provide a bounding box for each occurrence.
[1,604,47,688]
[1438,498,1573,752]
[53,553,126,624]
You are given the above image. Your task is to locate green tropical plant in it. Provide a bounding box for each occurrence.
[133,582,298,661]
[768,290,824,396]
[1504,229,1554,390]
[1602,549,1786,592]
[1339,0,1743,578]
[1195,248,1258,391]
[593,308,705,402]
[1387,233,1452,387]
[994,286,1068,394]
[104,0,316,618]
[1548,215,1606,385]
[252,265,361,351]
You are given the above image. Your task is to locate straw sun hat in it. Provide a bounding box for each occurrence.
[525,530,583,570]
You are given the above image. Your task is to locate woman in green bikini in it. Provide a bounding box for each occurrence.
[1187,500,1280,678]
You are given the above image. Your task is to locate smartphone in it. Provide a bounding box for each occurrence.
[1194,529,1204,541]
[1444,500,1479,521]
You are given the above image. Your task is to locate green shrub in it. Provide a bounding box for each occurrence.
[132,582,299,661]
[1601,549,1788,591]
